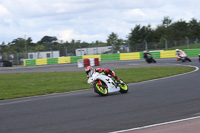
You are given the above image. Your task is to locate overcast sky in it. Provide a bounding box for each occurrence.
[0,0,200,43]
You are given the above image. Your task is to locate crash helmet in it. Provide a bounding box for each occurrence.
[175,49,180,52]
[143,51,147,53]
[85,66,93,73]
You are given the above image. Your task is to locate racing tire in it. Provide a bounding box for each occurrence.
[186,57,191,62]
[118,80,128,93]
[93,82,108,96]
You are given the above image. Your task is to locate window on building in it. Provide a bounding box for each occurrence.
[29,54,33,59]
[47,53,51,58]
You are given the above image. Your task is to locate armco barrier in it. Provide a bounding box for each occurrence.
[160,50,176,58]
[101,54,120,61]
[36,59,47,65]
[120,52,140,60]
[47,58,58,65]
[24,59,36,66]
[184,49,200,57]
[71,56,82,63]
[23,49,200,66]
[58,57,71,64]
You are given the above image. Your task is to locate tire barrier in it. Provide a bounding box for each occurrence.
[77,58,100,68]
[94,58,99,66]
[77,59,84,68]
[84,59,90,67]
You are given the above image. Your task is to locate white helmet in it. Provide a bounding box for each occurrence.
[175,49,180,52]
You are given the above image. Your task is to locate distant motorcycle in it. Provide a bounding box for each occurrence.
[198,53,200,62]
[177,51,191,62]
[87,70,128,96]
[145,54,157,63]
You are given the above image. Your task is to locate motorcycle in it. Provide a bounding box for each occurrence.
[145,54,157,63]
[177,51,191,62]
[87,70,128,96]
[198,54,200,62]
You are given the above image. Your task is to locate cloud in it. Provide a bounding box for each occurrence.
[0,5,9,17]
[58,30,107,42]
[1,0,200,43]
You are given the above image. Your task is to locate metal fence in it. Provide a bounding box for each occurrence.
[0,52,26,65]
[0,38,199,66]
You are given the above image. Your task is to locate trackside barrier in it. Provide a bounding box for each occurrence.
[89,58,95,66]
[77,59,84,68]
[24,49,200,66]
[84,59,90,67]
[77,58,100,68]
[94,58,99,66]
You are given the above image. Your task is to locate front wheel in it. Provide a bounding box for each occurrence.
[93,82,108,96]
[118,80,128,93]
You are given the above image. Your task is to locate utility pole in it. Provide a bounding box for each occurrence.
[144,40,148,51]
[164,38,168,50]
[24,35,27,59]
[64,47,67,56]
[185,36,189,49]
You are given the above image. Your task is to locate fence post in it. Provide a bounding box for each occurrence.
[144,40,148,51]
[164,38,168,50]
[185,36,189,49]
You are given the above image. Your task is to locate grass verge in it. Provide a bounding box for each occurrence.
[0,67,195,100]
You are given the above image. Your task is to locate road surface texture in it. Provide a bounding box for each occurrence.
[0,57,200,133]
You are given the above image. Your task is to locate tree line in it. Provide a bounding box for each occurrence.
[1,16,200,56]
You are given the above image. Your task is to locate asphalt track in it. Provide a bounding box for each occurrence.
[0,57,200,133]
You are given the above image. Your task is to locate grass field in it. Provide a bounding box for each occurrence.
[0,67,195,100]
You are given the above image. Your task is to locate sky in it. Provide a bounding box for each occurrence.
[0,0,200,43]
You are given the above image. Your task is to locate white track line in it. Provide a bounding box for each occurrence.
[110,116,200,133]
[110,64,199,133]
[128,64,199,85]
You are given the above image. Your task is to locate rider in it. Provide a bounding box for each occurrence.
[143,51,156,63]
[85,66,123,84]
[175,49,181,61]
[175,49,191,62]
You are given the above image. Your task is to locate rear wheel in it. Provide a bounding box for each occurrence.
[93,82,108,96]
[186,57,191,62]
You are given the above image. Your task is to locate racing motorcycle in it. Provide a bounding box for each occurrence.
[145,54,157,63]
[176,51,191,62]
[198,53,200,62]
[87,70,128,96]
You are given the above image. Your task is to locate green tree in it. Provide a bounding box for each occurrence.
[128,24,153,51]
[38,36,58,44]
[107,32,119,53]
[188,18,200,39]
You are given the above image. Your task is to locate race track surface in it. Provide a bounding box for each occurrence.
[0,57,200,133]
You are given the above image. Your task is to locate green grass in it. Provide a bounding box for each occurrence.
[0,67,194,100]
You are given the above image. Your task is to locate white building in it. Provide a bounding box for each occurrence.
[75,46,112,56]
[28,50,60,59]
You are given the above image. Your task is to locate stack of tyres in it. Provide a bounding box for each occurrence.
[94,58,99,66]
[89,58,95,66]
[84,59,90,67]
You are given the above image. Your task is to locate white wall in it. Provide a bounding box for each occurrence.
[28,51,60,59]
[75,46,112,56]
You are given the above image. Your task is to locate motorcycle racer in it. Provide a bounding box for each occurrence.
[175,49,191,62]
[143,51,156,63]
[175,49,181,61]
[85,66,123,84]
